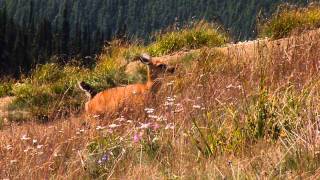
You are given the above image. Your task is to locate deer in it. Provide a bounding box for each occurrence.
[78,53,175,116]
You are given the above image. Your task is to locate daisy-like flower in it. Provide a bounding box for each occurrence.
[165,101,174,107]
[192,105,201,109]
[21,134,31,141]
[148,115,159,119]
[166,97,175,102]
[139,123,151,129]
[144,108,155,114]
[109,124,121,129]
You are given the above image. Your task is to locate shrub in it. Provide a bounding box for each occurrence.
[147,21,228,56]
[260,4,320,39]
[0,82,13,97]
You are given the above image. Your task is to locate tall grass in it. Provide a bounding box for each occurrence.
[147,21,228,56]
[260,4,320,39]
[2,18,320,179]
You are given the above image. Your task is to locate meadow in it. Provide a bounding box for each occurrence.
[1,7,320,179]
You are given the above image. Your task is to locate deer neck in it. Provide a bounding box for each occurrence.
[146,68,162,93]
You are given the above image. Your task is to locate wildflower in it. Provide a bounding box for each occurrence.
[109,124,121,129]
[21,134,31,141]
[156,116,167,122]
[165,101,174,107]
[148,115,159,119]
[144,108,155,114]
[165,123,175,130]
[174,104,184,113]
[96,126,106,130]
[166,97,175,102]
[193,105,201,109]
[133,133,143,143]
[139,123,151,129]
[98,153,109,165]
[116,116,126,122]
[37,145,44,149]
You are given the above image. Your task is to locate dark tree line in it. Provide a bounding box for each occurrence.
[0,1,106,77]
[0,0,309,77]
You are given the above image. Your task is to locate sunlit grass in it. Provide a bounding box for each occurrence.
[260,4,320,39]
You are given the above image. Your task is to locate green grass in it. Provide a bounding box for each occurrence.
[147,21,228,56]
[0,82,14,97]
[260,4,320,39]
[9,45,131,121]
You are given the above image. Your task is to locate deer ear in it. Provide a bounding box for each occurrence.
[139,53,151,65]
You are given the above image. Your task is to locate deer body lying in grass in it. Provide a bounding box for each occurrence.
[79,54,175,116]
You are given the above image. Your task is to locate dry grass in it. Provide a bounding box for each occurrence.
[1,29,320,179]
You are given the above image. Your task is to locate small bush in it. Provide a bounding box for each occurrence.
[0,82,14,97]
[147,21,228,56]
[260,4,320,39]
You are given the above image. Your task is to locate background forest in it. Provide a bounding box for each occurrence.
[0,0,308,77]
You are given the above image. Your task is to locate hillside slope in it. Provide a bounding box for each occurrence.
[1,28,320,178]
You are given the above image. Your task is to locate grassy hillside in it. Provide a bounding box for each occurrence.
[260,3,320,39]
[1,8,320,179]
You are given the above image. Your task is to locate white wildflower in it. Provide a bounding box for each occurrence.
[148,115,159,119]
[109,124,121,129]
[139,123,151,129]
[166,97,175,102]
[96,126,105,130]
[165,101,174,107]
[144,108,155,114]
[116,117,126,122]
[21,134,31,141]
[193,105,201,109]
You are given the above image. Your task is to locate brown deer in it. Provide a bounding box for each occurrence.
[79,53,175,116]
